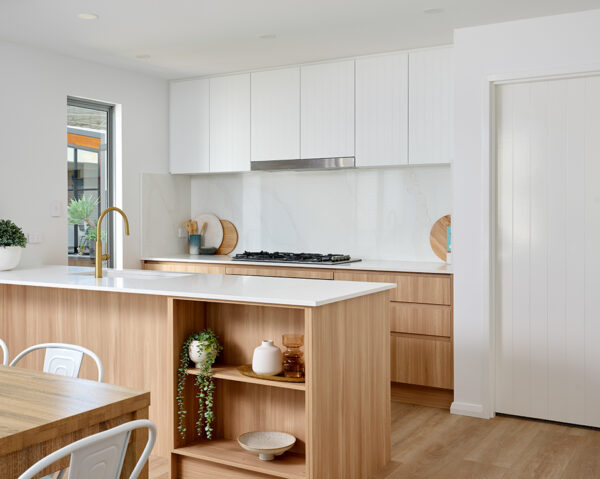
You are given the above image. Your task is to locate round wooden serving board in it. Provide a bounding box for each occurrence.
[430,215,451,261]
[216,220,239,255]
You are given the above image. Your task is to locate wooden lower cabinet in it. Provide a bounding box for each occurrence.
[142,260,454,406]
[390,334,453,389]
[143,261,226,274]
[225,265,333,280]
[390,302,451,337]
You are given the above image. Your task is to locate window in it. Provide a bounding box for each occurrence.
[67,98,114,267]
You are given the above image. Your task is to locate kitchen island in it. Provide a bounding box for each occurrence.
[0,266,394,478]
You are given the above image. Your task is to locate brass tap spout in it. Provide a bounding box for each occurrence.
[95,207,130,278]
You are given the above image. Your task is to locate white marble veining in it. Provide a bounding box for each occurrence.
[0,266,395,307]
[141,254,453,274]
[190,166,451,261]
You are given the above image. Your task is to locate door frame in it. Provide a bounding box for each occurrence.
[485,65,600,418]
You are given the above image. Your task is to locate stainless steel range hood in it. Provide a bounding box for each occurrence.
[251,157,355,171]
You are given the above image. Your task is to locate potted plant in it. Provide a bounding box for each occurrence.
[177,330,223,440]
[0,219,27,271]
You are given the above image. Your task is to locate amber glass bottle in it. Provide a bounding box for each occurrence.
[282,333,304,378]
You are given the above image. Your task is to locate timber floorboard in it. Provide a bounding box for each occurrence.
[150,402,600,479]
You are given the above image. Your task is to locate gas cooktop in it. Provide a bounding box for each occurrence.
[232,251,361,265]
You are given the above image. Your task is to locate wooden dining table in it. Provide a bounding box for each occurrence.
[0,365,151,478]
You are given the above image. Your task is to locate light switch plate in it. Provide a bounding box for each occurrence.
[50,200,62,217]
[28,232,43,244]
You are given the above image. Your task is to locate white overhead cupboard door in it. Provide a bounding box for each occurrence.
[355,53,408,167]
[209,74,251,173]
[300,60,355,159]
[169,79,210,174]
[251,67,300,162]
[495,75,600,427]
[408,47,453,165]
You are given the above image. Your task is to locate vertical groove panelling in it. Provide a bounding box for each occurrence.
[528,81,549,421]
[300,60,355,159]
[546,79,568,423]
[564,78,586,425]
[584,76,600,426]
[496,74,600,427]
[495,84,514,414]
[408,47,453,164]
[209,74,251,172]
[511,82,532,416]
[251,67,300,161]
[355,53,408,167]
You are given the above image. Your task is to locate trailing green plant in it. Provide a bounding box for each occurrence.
[67,195,98,228]
[0,219,27,248]
[177,330,223,440]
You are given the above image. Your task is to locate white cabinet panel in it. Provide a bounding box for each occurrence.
[300,60,355,159]
[169,79,209,174]
[209,74,251,172]
[408,47,453,164]
[356,53,408,167]
[251,67,300,162]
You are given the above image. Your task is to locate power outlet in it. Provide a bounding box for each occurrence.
[28,232,43,244]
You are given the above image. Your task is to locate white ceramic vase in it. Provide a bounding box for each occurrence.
[0,246,22,271]
[188,340,215,369]
[252,340,283,376]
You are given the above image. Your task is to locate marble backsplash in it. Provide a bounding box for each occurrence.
[189,165,452,262]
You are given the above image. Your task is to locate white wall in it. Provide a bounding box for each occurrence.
[189,165,451,261]
[0,40,168,268]
[453,9,600,418]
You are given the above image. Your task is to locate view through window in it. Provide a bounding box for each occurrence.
[67,98,113,267]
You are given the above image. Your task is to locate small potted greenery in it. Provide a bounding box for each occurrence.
[177,330,223,440]
[0,219,27,271]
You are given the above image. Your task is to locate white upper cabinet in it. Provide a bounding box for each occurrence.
[300,61,355,159]
[251,67,300,162]
[408,47,453,165]
[355,53,409,167]
[169,79,210,174]
[209,73,251,172]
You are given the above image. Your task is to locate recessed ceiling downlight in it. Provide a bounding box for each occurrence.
[136,54,151,60]
[77,13,99,20]
[424,8,444,14]
[259,34,277,40]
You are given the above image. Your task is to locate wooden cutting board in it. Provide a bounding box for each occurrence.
[430,215,451,261]
[216,220,238,255]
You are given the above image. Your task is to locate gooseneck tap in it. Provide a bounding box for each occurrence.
[95,207,130,278]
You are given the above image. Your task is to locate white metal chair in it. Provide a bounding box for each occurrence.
[0,338,8,366]
[10,342,104,382]
[18,419,157,479]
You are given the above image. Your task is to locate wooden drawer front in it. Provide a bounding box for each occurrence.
[390,303,451,337]
[334,271,451,305]
[390,335,453,389]
[142,261,226,274]
[176,456,273,478]
[225,266,333,280]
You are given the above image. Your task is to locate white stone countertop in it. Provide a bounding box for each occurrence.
[141,254,453,275]
[0,266,395,307]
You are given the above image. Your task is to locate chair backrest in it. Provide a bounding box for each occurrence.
[18,419,156,479]
[10,343,104,382]
[0,338,8,366]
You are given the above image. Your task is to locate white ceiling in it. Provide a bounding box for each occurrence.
[1,0,599,79]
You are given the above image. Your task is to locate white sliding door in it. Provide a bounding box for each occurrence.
[495,74,600,426]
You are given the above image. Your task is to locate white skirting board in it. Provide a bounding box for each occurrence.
[450,402,488,419]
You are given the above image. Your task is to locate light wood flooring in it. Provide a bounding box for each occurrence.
[149,401,600,478]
